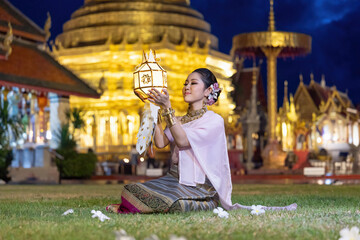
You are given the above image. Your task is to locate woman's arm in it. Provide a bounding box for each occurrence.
[153,121,169,149]
[148,88,190,149]
[165,119,190,149]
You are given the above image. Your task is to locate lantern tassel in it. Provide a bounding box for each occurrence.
[136,102,160,155]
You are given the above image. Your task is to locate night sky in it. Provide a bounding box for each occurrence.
[9,0,360,106]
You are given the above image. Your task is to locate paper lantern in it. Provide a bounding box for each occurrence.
[133,49,167,102]
[38,93,48,111]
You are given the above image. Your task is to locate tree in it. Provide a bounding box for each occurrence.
[54,108,96,181]
[65,107,86,136]
[0,100,23,146]
[0,100,24,182]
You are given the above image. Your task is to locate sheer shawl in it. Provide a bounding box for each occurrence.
[164,111,297,211]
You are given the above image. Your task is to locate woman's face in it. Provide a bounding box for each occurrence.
[182,72,210,104]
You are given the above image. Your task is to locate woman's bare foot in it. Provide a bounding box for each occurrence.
[106,204,121,213]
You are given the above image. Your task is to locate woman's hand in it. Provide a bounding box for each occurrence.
[148,88,171,109]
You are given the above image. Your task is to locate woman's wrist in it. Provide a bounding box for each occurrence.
[161,107,177,128]
[160,102,171,109]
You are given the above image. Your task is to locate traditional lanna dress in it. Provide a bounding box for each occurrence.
[108,110,296,214]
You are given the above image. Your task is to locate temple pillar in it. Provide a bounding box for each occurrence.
[261,47,282,140]
[49,93,69,149]
[261,47,286,169]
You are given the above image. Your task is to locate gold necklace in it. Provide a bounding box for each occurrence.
[181,106,207,124]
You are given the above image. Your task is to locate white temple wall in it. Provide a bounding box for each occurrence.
[49,93,70,149]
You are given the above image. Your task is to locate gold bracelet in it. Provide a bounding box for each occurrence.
[161,107,176,127]
[157,110,162,124]
[164,114,177,128]
[161,107,175,117]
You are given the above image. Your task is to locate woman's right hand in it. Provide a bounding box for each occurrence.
[148,88,171,109]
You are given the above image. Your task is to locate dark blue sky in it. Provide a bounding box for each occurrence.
[9,0,360,106]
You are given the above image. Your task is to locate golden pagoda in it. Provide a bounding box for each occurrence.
[52,0,235,157]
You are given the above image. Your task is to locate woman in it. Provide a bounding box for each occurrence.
[107,68,296,214]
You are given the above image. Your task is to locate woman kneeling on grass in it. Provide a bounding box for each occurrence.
[106,68,297,214]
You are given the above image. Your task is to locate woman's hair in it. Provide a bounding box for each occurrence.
[192,68,217,88]
[192,68,221,104]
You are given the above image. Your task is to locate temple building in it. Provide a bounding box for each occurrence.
[52,0,236,158]
[0,0,99,182]
[277,73,360,158]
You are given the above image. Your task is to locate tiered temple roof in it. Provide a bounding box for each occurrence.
[0,0,45,42]
[294,74,356,122]
[0,0,99,98]
[55,0,218,50]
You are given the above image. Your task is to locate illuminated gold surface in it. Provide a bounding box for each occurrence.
[54,47,234,152]
[53,0,235,153]
[231,31,311,58]
[262,47,281,140]
[268,0,275,32]
[277,91,298,151]
[55,1,218,50]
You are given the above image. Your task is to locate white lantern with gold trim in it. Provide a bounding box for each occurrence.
[133,49,166,154]
[133,49,167,102]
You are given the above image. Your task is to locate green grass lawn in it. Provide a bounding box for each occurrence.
[0,184,360,240]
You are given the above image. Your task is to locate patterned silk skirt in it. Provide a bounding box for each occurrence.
[113,166,219,214]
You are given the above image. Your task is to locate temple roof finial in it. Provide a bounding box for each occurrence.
[320,74,326,87]
[310,72,314,82]
[268,0,276,31]
[44,12,51,42]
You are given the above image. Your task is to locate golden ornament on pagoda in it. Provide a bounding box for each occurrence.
[133,49,167,102]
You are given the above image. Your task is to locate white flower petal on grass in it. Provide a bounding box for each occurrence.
[91,210,110,222]
[62,209,74,216]
[250,205,265,215]
[213,207,222,214]
[144,234,160,240]
[339,226,360,240]
[218,211,229,219]
[213,207,229,219]
[114,229,135,240]
[169,235,187,240]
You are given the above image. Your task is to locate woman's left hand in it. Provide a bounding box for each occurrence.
[148,88,171,109]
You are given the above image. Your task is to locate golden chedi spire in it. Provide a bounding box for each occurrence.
[268,0,276,32]
[56,0,216,50]
[287,94,298,122]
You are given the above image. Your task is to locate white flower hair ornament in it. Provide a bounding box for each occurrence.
[207,83,222,105]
